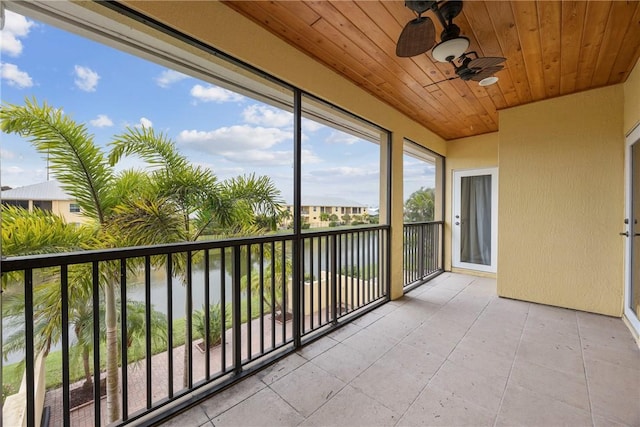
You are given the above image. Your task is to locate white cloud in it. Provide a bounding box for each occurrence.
[242,105,292,128]
[136,117,153,128]
[220,148,320,165]
[74,65,100,92]
[326,131,360,145]
[0,63,33,88]
[0,10,35,57]
[89,114,113,128]
[302,119,323,133]
[176,125,317,166]
[240,104,325,135]
[0,149,16,160]
[178,125,289,152]
[190,84,244,103]
[155,69,189,88]
[308,166,378,182]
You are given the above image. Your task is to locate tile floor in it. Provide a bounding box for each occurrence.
[158,273,640,427]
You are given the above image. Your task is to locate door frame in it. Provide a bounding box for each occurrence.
[452,167,498,273]
[624,124,640,335]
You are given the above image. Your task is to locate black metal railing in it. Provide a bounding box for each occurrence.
[1,226,389,426]
[403,221,444,289]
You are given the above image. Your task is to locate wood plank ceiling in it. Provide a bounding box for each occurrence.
[223,1,640,140]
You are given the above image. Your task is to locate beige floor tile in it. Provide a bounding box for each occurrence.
[342,327,399,360]
[428,360,507,414]
[459,330,521,360]
[520,322,582,348]
[159,405,210,426]
[528,303,578,325]
[156,274,640,427]
[446,341,514,380]
[402,323,464,359]
[199,375,266,419]
[311,342,377,383]
[509,358,590,412]
[436,275,476,292]
[416,287,460,305]
[350,310,383,328]
[582,339,640,371]
[297,335,338,360]
[270,362,345,417]
[593,414,633,427]
[477,304,528,324]
[496,383,592,426]
[326,321,361,342]
[586,358,640,426]
[486,296,531,314]
[577,310,632,333]
[579,317,640,353]
[364,308,425,340]
[399,386,495,426]
[377,342,446,378]
[212,387,304,426]
[256,352,307,385]
[351,358,430,413]
[516,337,585,377]
[430,305,484,329]
[300,385,400,427]
[466,321,524,343]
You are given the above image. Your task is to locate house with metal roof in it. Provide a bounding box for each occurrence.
[1,181,88,225]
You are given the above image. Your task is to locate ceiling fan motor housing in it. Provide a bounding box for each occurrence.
[404,1,436,15]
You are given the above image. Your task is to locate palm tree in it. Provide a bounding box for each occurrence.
[1,99,138,421]
[108,126,284,387]
[404,187,435,222]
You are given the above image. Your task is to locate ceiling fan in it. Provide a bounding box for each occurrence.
[425,51,506,87]
[396,0,505,86]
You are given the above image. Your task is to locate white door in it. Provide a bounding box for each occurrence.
[452,168,498,273]
[624,125,640,335]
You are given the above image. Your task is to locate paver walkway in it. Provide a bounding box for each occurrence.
[43,315,293,426]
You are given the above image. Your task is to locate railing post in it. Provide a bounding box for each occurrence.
[61,265,71,426]
[331,234,338,324]
[120,259,129,421]
[418,225,425,280]
[25,269,35,427]
[232,245,242,374]
[92,262,101,425]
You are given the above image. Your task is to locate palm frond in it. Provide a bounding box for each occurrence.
[1,206,95,257]
[0,98,115,222]
[109,126,188,172]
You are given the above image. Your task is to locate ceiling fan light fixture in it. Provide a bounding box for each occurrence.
[479,76,499,86]
[431,36,469,62]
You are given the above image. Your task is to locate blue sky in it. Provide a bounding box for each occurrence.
[0,10,434,207]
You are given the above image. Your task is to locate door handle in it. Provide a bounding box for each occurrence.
[620,231,629,237]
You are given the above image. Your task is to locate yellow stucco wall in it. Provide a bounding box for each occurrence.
[444,132,499,273]
[498,85,625,316]
[624,58,640,136]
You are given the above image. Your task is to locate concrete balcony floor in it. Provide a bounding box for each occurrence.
[160,273,640,427]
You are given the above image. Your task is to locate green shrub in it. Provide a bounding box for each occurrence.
[193,303,230,347]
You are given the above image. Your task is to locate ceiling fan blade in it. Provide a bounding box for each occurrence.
[467,56,506,70]
[396,17,435,57]
[423,76,459,88]
[469,65,504,81]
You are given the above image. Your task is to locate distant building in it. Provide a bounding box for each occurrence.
[1,181,89,225]
[283,196,369,228]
